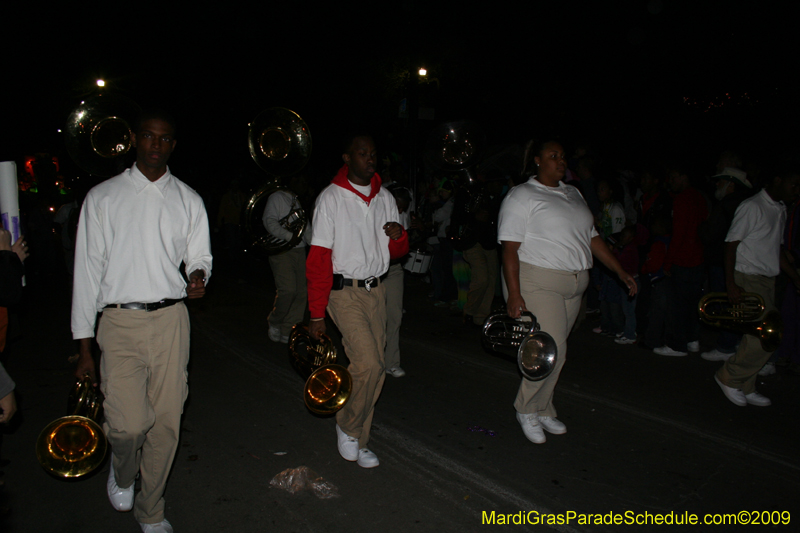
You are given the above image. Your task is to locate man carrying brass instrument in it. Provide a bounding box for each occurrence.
[306,134,408,468]
[715,170,800,407]
[263,174,311,343]
[72,111,212,533]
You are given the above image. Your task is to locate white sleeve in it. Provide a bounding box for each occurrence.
[497,192,527,243]
[71,195,105,339]
[262,192,295,242]
[184,196,213,284]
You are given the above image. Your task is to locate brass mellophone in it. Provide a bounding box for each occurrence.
[698,292,783,352]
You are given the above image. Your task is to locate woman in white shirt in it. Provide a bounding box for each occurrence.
[498,139,636,444]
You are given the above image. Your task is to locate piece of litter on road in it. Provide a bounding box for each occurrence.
[467,425,497,436]
[270,466,339,499]
[274,452,287,455]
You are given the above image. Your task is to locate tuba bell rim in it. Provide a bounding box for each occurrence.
[36,415,108,479]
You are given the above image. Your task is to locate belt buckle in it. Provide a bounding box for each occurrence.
[364,276,377,292]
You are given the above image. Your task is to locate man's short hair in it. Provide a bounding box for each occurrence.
[135,109,178,137]
[342,132,373,154]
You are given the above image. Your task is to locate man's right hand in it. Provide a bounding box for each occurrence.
[309,319,326,340]
[727,282,744,305]
[75,338,97,385]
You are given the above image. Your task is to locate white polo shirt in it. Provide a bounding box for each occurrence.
[311,181,400,280]
[726,189,786,277]
[72,164,213,339]
[498,177,598,272]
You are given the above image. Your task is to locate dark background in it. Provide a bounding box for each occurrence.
[2,0,797,197]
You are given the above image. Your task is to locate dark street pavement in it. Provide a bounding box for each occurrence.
[2,258,799,532]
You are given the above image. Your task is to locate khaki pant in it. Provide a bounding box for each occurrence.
[716,271,776,394]
[328,282,387,448]
[384,264,404,369]
[511,263,588,417]
[98,303,190,524]
[268,247,308,337]
[462,244,499,324]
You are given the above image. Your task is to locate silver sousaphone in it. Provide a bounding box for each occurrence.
[243,108,312,255]
[65,94,141,177]
[482,311,558,380]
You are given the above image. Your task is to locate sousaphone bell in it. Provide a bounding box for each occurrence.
[243,108,312,255]
[288,324,352,414]
[482,311,558,380]
[65,94,141,177]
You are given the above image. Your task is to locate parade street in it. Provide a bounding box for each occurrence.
[3,266,798,532]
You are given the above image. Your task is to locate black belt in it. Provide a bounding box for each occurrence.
[336,272,388,292]
[104,299,183,312]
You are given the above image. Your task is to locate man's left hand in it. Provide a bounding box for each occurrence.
[187,270,206,299]
[383,222,403,240]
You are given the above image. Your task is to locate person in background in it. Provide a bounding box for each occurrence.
[699,167,753,362]
[384,186,412,377]
[653,164,708,357]
[0,222,27,424]
[262,174,311,344]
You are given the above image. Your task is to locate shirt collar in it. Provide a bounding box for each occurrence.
[129,163,173,196]
[529,175,569,194]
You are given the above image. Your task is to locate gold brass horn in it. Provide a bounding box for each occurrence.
[244,108,312,255]
[698,292,783,352]
[288,324,352,414]
[36,375,108,478]
[65,94,141,177]
[482,311,558,380]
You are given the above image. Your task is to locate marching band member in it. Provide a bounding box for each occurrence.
[72,111,212,533]
[715,170,800,406]
[263,174,311,343]
[498,138,635,444]
[306,134,408,467]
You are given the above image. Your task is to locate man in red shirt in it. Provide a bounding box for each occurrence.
[653,165,709,356]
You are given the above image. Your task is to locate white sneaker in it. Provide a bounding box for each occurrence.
[336,425,358,461]
[386,366,406,377]
[745,391,771,406]
[537,414,567,435]
[687,340,700,352]
[758,362,776,376]
[714,374,746,406]
[268,325,281,343]
[107,455,134,512]
[139,519,173,533]
[701,349,733,362]
[516,412,545,444]
[614,336,636,345]
[653,346,688,357]
[357,448,379,468]
[279,335,289,344]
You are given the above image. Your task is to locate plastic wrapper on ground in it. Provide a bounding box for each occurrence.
[269,466,339,499]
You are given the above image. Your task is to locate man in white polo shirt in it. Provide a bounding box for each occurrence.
[72,111,212,533]
[306,134,408,468]
[715,170,800,407]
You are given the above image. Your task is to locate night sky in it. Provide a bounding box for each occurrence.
[3,1,797,197]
